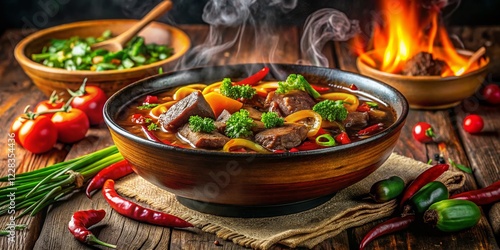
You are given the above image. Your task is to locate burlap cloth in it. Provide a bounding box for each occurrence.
[115,153,465,249]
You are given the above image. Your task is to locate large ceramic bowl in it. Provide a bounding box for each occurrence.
[104,64,409,217]
[357,49,489,109]
[14,19,190,99]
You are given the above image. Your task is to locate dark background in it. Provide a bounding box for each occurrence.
[1,0,499,36]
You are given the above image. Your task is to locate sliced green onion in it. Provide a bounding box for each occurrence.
[366,101,378,108]
[316,134,336,147]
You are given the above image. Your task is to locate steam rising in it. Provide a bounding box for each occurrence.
[176,0,298,69]
[300,9,360,67]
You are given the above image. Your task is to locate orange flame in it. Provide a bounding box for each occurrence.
[354,0,483,76]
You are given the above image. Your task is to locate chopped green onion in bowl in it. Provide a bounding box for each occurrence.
[31,30,173,71]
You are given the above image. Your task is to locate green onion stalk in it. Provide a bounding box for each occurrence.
[0,145,123,218]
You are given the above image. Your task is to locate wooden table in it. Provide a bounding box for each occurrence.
[1,24,499,250]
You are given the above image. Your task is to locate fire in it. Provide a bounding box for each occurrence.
[354,0,484,76]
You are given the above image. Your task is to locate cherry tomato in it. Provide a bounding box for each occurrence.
[69,80,107,125]
[10,114,58,154]
[482,84,500,104]
[463,114,484,134]
[34,92,64,118]
[51,108,90,143]
[412,122,435,143]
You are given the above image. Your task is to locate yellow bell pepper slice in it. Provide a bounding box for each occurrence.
[320,92,359,112]
[202,81,223,95]
[173,87,201,101]
[255,81,280,90]
[149,101,177,119]
[223,138,270,153]
[284,110,322,137]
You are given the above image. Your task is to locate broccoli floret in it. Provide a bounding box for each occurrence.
[313,100,348,122]
[188,115,216,133]
[225,109,255,138]
[220,78,256,100]
[275,74,320,99]
[261,112,284,128]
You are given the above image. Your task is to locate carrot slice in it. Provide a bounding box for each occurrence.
[204,92,243,117]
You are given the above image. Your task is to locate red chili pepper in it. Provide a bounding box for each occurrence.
[102,179,193,228]
[349,84,358,90]
[85,160,134,198]
[289,148,299,153]
[143,95,159,104]
[234,66,270,86]
[451,180,500,205]
[359,215,415,250]
[295,141,325,151]
[335,132,351,145]
[399,164,450,208]
[141,125,168,143]
[356,123,384,136]
[356,103,371,112]
[310,85,330,92]
[68,209,116,248]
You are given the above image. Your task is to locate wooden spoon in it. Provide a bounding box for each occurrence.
[456,46,486,75]
[91,0,173,52]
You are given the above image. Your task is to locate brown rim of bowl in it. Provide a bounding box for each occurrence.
[356,49,490,80]
[103,63,409,159]
[14,19,191,77]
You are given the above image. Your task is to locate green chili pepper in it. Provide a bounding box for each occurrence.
[423,199,481,232]
[408,181,449,214]
[369,176,405,203]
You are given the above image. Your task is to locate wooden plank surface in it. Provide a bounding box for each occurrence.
[334,24,500,248]
[0,23,499,250]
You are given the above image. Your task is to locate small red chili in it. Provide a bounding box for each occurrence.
[451,180,500,205]
[356,103,371,112]
[310,85,330,92]
[356,123,384,136]
[234,66,270,86]
[102,179,193,228]
[335,132,351,145]
[68,209,116,249]
[295,140,325,151]
[141,125,172,144]
[85,160,134,198]
[359,215,415,250]
[399,164,450,208]
[143,95,159,104]
[349,84,358,90]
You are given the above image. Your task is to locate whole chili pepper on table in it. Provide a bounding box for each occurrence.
[451,180,500,205]
[68,209,116,248]
[359,215,415,250]
[85,159,134,198]
[102,179,193,228]
[399,163,450,208]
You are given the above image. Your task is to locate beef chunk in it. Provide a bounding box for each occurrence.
[255,123,308,150]
[178,124,230,149]
[402,52,449,76]
[214,109,232,132]
[276,90,316,116]
[242,105,263,120]
[159,91,215,131]
[343,111,369,129]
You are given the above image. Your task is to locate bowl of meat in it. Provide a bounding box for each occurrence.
[104,64,408,217]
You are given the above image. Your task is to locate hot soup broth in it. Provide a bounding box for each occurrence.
[116,73,396,153]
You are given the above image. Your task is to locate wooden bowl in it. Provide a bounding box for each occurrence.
[104,64,409,217]
[14,19,190,99]
[357,49,490,109]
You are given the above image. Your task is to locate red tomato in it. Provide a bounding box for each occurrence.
[10,115,58,154]
[412,122,435,143]
[483,84,500,104]
[34,98,64,118]
[51,108,90,143]
[463,114,484,134]
[69,82,107,125]
[144,95,159,104]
